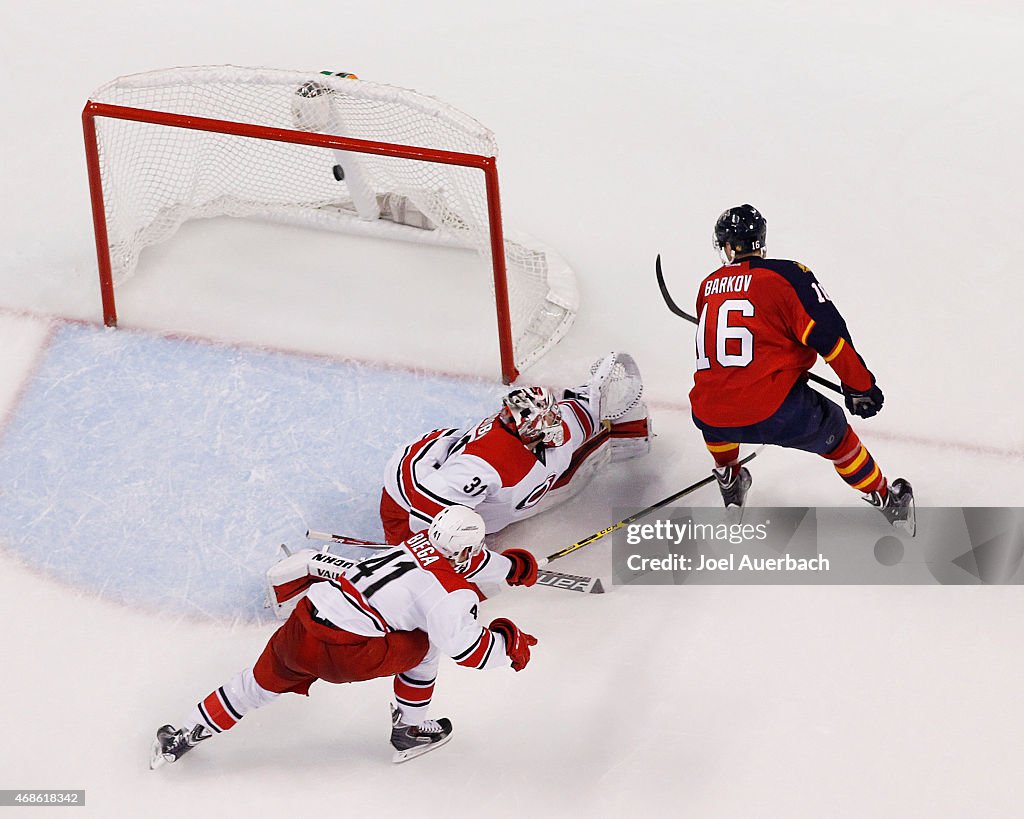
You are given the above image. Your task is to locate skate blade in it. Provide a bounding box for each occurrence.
[392,733,453,764]
[149,741,171,771]
[894,497,917,538]
[724,484,751,525]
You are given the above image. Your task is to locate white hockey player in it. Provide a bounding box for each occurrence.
[380,352,651,545]
[150,507,538,768]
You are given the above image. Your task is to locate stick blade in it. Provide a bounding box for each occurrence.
[536,569,606,594]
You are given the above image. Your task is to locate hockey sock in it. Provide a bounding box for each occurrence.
[393,671,436,725]
[824,427,887,496]
[184,668,280,736]
[705,441,740,469]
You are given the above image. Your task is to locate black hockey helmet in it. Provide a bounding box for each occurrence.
[713,204,766,257]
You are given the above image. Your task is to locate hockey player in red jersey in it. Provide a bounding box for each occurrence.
[150,506,539,769]
[380,352,652,545]
[689,204,913,530]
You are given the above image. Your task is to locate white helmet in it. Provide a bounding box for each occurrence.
[428,506,486,571]
[500,386,564,447]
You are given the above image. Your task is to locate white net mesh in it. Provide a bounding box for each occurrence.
[88,65,579,374]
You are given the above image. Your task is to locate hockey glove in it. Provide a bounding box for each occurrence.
[502,548,539,587]
[489,617,538,671]
[843,382,884,418]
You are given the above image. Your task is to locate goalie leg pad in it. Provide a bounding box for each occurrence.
[266,547,353,620]
[266,548,319,619]
[610,414,652,462]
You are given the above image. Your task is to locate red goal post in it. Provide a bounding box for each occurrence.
[80,66,580,383]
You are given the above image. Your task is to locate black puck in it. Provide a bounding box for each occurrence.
[332,164,345,181]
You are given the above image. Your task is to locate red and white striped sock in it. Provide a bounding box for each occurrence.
[393,671,436,725]
[824,426,887,497]
[183,668,280,736]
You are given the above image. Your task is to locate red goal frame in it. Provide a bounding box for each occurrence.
[81,101,520,384]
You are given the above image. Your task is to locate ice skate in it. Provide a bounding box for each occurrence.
[390,703,453,763]
[714,465,751,511]
[865,478,915,537]
[149,724,211,770]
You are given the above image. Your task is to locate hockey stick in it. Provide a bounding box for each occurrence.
[305,530,605,594]
[655,254,844,396]
[306,530,384,547]
[538,448,762,567]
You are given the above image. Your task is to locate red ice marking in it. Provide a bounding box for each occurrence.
[2,306,505,388]
[645,397,1024,462]
[4,306,1019,463]
[97,314,503,387]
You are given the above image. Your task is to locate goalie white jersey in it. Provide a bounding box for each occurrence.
[382,353,651,539]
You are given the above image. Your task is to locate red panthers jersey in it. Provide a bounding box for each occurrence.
[689,257,874,427]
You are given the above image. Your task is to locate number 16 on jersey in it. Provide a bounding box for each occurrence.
[696,299,755,370]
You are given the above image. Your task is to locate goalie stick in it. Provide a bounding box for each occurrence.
[655,254,843,396]
[538,448,763,567]
[305,530,605,594]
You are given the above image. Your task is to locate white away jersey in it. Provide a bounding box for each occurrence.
[305,532,512,669]
[383,396,608,535]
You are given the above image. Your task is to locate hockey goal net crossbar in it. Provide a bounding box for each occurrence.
[79,66,581,380]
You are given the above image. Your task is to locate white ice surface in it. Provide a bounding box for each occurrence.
[2,1,1023,816]
[0,310,51,425]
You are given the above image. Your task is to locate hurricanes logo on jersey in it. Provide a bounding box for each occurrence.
[516,474,557,511]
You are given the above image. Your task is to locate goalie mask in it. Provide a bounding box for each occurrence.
[428,506,485,572]
[500,386,565,448]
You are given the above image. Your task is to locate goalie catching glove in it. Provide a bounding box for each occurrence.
[489,618,538,671]
[564,352,651,462]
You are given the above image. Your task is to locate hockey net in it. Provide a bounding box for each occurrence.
[82,65,579,382]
